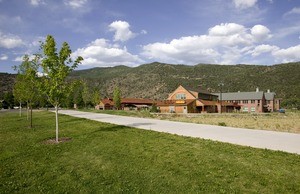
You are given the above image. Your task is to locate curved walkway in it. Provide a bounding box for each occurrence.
[58,110,300,155]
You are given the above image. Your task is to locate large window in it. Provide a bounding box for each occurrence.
[176,93,186,99]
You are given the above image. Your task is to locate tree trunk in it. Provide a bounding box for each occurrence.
[19,102,22,117]
[27,102,29,120]
[30,104,33,128]
[55,105,59,143]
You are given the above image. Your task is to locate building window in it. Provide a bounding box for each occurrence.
[251,100,255,104]
[258,100,260,104]
[242,100,248,104]
[176,93,186,99]
[267,100,270,104]
[243,107,248,112]
[251,107,256,112]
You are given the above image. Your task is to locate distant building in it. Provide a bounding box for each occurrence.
[213,88,281,113]
[156,85,238,113]
[96,98,154,111]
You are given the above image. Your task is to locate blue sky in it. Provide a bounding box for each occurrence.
[0,0,299,73]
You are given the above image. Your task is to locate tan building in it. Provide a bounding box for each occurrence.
[156,85,238,113]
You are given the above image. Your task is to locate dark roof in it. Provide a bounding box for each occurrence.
[264,92,275,100]
[198,99,218,106]
[184,86,217,96]
[212,91,264,100]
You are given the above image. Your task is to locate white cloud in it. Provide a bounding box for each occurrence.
[209,23,246,36]
[284,7,300,17]
[64,0,88,9]
[72,38,144,67]
[0,54,8,60]
[142,23,272,65]
[248,44,279,56]
[272,45,300,63]
[233,0,257,10]
[13,54,37,62]
[109,20,136,42]
[141,30,147,35]
[251,25,272,42]
[14,56,22,62]
[0,32,24,49]
[30,0,45,6]
[275,25,300,39]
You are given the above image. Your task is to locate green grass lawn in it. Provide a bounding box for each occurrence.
[1,111,300,193]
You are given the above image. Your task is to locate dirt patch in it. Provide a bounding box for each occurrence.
[43,137,72,144]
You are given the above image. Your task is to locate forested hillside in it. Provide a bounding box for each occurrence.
[69,62,300,100]
[0,73,16,96]
[1,62,300,102]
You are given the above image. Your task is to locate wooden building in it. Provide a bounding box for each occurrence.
[156,85,238,114]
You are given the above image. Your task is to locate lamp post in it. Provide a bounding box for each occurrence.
[218,82,224,114]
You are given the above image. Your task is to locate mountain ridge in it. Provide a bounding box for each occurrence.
[1,62,300,102]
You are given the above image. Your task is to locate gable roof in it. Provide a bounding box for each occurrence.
[168,85,197,99]
[264,92,275,100]
[212,91,264,100]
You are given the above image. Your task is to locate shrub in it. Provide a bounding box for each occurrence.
[218,122,227,126]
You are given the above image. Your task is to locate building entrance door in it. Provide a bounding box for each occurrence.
[183,106,187,114]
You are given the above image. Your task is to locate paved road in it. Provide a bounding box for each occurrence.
[58,110,300,155]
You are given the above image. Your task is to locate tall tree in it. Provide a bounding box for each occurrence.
[82,81,92,108]
[40,35,83,142]
[13,75,27,117]
[92,88,101,109]
[13,54,40,127]
[113,87,121,110]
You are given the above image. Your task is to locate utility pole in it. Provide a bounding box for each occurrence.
[218,82,224,114]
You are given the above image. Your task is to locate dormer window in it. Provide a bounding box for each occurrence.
[176,93,186,99]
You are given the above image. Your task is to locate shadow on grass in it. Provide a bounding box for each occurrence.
[127,123,153,127]
[96,124,129,132]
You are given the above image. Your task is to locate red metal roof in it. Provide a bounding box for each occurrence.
[100,98,154,106]
[156,99,195,106]
[121,98,154,104]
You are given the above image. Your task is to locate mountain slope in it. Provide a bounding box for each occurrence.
[1,62,299,101]
[69,62,300,100]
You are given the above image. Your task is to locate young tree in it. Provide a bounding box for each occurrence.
[113,87,121,110]
[13,55,40,127]
[40,35,83,142]
[13,74,27,117]
[92,88,101,109]
[82,81,92,108]
[3,92,14,109]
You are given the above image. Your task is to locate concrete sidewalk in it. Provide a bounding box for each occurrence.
[58,110,300,155]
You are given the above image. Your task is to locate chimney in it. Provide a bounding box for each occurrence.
[256,87,259,92]
[267,89,270,93]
